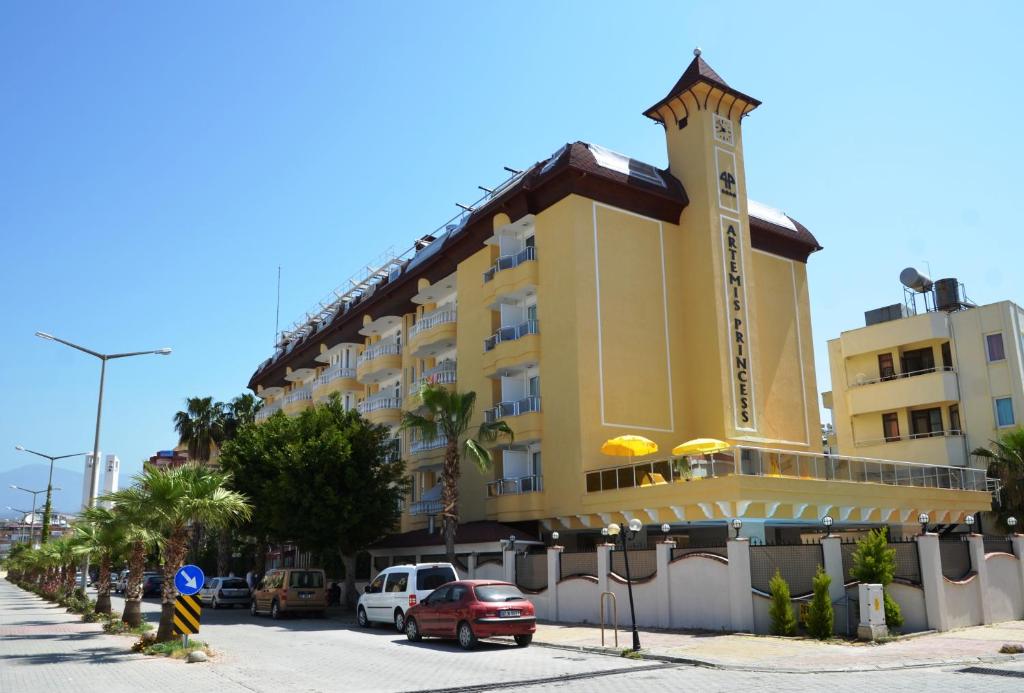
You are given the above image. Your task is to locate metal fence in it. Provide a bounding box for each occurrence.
[984,537,1014,555]
[840,540,921,584]
[610,549,657,580]
[939,538,972,580]
[515,553,548,591]
[749,544,824,596]
[671,545,728,561]
[560,551,598,580]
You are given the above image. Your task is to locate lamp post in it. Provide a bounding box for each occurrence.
[35,332,171,588]
[550,531,560,547]
[965,514,976,534]
[6,507,34,546]
[607,518,643,651]
[731,518,743,539]
[919,513,930,536]
[661,523,671,541]
[1008,517,1018,535]
[822,515,834,538]
[15,446,86,543]
[9,486,44,547]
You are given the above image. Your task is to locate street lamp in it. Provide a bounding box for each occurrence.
[822,515,834,538]
[9,484,59,547]
[606,518,643,651]
[965,514,976,534]
[15,446,86,543]
[661,523,671,542]
[731,518,743,539]
[1008,517,1018,534]
[6,507,33,545]
[35,331,171,587]
[550,531,560,547]
[919,513,930,535]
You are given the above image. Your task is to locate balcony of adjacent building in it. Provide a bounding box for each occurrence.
[409,306,457,359]
[406,361,457,409]
[281,385,314,415]
[850,402,968,466]
[356,339,402,384]
[356,391,403,426]
[839,310,950,357]
[847,341,958,414]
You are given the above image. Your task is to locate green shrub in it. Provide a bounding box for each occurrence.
[768,569,797,636]
[849,528,902,628]
[805,566,834,640]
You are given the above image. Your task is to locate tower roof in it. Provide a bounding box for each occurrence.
[644,51,761,121]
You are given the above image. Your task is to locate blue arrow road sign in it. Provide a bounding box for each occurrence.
[174,564,205,596]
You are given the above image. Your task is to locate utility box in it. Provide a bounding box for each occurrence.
[857,583,888,641]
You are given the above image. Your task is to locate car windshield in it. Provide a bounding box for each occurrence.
[289,571,324,588]
[416,566,456,591]
[222,579,248,589]
[474,585,526,602]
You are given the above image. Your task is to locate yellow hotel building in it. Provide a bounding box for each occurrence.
[248,53,990,548]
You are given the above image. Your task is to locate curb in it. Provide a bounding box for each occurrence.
[528,638,1024,673]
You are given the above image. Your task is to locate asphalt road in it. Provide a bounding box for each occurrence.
[2,583,1018,693]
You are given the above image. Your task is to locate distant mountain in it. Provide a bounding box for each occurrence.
[0,465,86,519]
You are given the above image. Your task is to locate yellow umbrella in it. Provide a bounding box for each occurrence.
[671,438,729,456]
[601,435,659,458]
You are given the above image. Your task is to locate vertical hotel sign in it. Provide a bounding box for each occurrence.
[713,114,756,431]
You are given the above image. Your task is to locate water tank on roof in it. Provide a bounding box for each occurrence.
[899,267,933,293]
[934,278,962,312]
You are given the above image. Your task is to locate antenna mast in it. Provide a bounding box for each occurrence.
[275,266,281,347]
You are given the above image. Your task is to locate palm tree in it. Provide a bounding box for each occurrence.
[73,506,125,614]
[400,384,513,562]
[224,393,262,440]
[173,396,227,463]
[973,428,1024,531]
[111,463,251,641]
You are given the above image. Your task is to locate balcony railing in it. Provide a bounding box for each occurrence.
[284,387,313,405]
[357,341,401,365]
[852,365,955,387]
[854,429,964,447]
[409,499,443,516]
[584,445,992,494]
[487,475,543,497]
[483,246,536,282]
[411,308,457,338]
[484,396,541,423]
[410,435,448,454]
[357,395,402,414]
[484,319,539,352]
[316,365,357,386]
[255,402,283,421]
[409,363,457,395]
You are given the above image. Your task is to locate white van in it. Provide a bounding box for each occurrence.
[357,562,458,632]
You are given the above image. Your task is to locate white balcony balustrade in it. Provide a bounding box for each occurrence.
[483,319,539,352]
[483,396,541,423]
[483,246,536,283]
[410,308,457,338]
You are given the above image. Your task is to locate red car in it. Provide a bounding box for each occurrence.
[404,580,535,650]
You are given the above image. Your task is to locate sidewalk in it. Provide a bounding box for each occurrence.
[530,620,1024,672]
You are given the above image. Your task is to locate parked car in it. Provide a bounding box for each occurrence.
[198,577,251,609]
[405,580,535,650]
[114,570,130,594]
[357,562,459,632]
[250,568,327,619]
[141,572,163,597]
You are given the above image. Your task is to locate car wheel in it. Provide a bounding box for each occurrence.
[357,607,370,628]
[271,600,281,620]
[405,617,421,642]
[457,621,478,650]
[394,609,405,633]
[514,634,532,647]
[250,600,258,617]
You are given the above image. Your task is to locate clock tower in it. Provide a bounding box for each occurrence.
[644,50,764,440]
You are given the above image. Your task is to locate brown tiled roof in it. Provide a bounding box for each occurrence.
[371,521,536,549]
[644,54,761,121]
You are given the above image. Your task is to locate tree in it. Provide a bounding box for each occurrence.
[768,569,796,636]
[224,393,262,440]
[173,396,226,463]
[400,384,513,562]
[110,463,251,641]
[973,428,1024,532]
[805,565,834,640]
[72,506,125,614]
[849,527,903,628]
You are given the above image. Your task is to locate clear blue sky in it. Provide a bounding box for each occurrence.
[2,2,1021,501]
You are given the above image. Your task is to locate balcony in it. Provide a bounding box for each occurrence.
[484,395,540,423]
[356,393,402,425]
[409,308,457,358]
[282,386,313,414]
[356,341,402,384]
[408,362,457,399]
[840,310,949,357]
[410,434,448,455]
[484,319,539,352]
[487,475,543,496]
[409,499,443,516]
[847,367,958,414]
[852,429,968,466]
[255,401,283,422]
[480,248,538,306]
[483,246,536,282]
[312,365,360,398]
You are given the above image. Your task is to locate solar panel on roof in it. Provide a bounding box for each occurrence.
[587,143,666,188]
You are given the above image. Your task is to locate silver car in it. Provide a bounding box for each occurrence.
[198,576,251,609]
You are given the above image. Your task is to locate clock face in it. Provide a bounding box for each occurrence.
[713,114,734,146]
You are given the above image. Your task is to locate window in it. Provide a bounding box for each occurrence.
[877,353,896,381]
[949,404,961,433]
[941,342,953,370]
[987,333,1006,362]
[475,584,525,602]
[995,397,1015,427]
[367,575,385,594]
[528,376,540,398]
[910,408,944,437]
[901,347,935,376]
[527,304,538,323]
[425,586,450,604]
[416,566,457,591]
[289,570,324,588]
[525,234,535,248]
[531,451,542,477]
[385,572,409,593]
[448,585,467,602]
[882,413,900,442]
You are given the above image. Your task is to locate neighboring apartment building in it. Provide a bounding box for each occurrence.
[824,271,1024,471]
[248,53,991,549]
[0,513,73,559]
